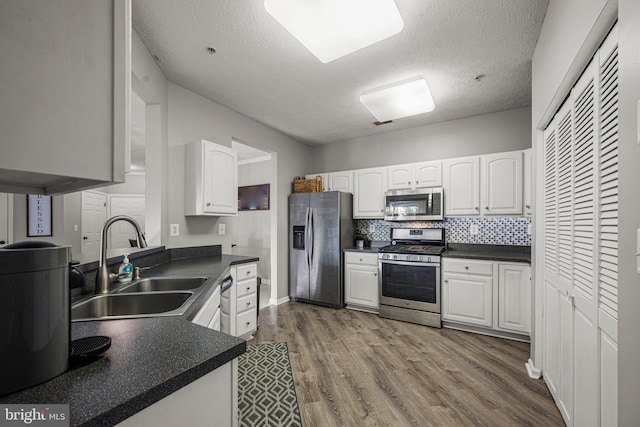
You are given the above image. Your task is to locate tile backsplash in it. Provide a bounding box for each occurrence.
[356,217,531,246]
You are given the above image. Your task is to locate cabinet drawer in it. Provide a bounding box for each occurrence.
[236,263,257,280]
[345,252,378,266]
[237,310,256,337]
[442,258,493,276]
[237,292,257,315]
[236,278,257,298]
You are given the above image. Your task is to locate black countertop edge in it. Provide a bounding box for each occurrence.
[444,243,531,263]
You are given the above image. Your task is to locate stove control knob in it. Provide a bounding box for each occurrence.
[385,254,391,259]
[407,256,412,261]
[393,255,398,260]
[427,257,431,262]
[418,256,423,261]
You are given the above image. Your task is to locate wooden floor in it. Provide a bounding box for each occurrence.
[250,302,564,427]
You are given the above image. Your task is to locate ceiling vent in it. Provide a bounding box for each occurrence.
[373,120,393,126]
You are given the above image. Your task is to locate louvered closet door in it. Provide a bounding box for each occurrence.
[572,58,599,427]
[597,24,619,427]
[540,23,619,427]
[542,102,574,425]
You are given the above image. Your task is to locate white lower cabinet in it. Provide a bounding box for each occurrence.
[442,258,531,339]
[344,252,379,312]
[192,285,221,331]
[221,263,258,339]
[117,360,238,427]
[497,264,531,334]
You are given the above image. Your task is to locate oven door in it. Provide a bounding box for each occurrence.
[379,259,440,313]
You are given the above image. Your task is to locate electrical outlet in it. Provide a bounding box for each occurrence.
[219,223,226,235]
[368,224,375,233]
[170,224,179,237]
[469,224,479,235]
[73,224,78,232]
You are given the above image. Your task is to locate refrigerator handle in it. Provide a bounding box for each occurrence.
[309,208,314,267]
[305,208,311,268]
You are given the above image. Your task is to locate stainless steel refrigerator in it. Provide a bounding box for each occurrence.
[289,191,353,308]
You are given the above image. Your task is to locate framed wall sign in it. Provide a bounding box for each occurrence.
[238,184,270,211]
[27,195,53,237]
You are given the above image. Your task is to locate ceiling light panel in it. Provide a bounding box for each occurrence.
[264,0,404,63]
[360,77,435,122]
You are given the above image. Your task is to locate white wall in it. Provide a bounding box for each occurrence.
[166,82,311,300]
[310,107,531,172]
[94,173,146,195]
[532,0,640,424]
[232,161,272,282]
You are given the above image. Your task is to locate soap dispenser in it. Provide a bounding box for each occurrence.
[118,253,133,283]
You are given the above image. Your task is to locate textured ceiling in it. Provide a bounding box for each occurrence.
[132,0,548,146]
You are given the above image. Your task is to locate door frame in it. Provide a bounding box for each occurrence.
[0,193,14,247]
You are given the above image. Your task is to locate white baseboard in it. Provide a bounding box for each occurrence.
[269,296,290,306]
[526,359,542,379]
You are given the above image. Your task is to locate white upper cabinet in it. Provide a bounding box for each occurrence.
[523,149,533,216]
[387,161,442,190]
[353,167,387,218]
[443,156,480,216]
[305,173,329,191]
[0,1,131,195]
[414,161,443,188]
[387,164,414,190]
[185,140,238,216]
[481,151,523,215]
[327,171,353,193]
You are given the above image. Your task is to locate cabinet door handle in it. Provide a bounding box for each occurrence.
[206,202,212,206]
[465,266,469,270]
[485,206,489,210]
[83,236,88,240]
[525,204,531,209]
[246,321,251,326]
[246,286,251,291]
[415,180,418,184]
[373,273,377,277]
[444,279,448,283]
[408,181,411,185]
[247,302,251,306]
[474,206,479,210]
[246,271,251,276]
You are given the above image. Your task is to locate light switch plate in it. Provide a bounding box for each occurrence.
[170,224,179,237]
[219,223,226,235]
[469,224,479,235]
[369,224,375,233]
[74,224,78,232]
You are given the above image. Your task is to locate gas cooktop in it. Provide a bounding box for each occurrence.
[378,244,445,255]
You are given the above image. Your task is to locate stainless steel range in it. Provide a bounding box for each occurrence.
[378,228,445,328]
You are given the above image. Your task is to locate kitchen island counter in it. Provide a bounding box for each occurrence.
[0,252,258,427]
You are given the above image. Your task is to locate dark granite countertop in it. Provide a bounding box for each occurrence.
[343,246,380,254]
[0,251,259,427]
[444,243,531,263]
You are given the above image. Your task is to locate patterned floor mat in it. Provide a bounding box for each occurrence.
[238,342,302,427]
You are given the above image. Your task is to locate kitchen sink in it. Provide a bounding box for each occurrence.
[117,277,208,293]
[72,292,193,321]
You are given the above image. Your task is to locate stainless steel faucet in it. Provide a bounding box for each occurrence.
[95,215,148,294]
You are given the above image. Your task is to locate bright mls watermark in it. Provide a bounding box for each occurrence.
[0,405,69,427]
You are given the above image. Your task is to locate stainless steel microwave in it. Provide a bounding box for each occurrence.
[384,187,444,221]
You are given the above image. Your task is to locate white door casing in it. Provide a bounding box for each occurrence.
[0,193,13,247]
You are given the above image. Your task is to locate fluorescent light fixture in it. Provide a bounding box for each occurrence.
[360,77,435,121]
[264,0,404,63]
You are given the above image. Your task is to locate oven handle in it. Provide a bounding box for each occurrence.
[379,259,441,268]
